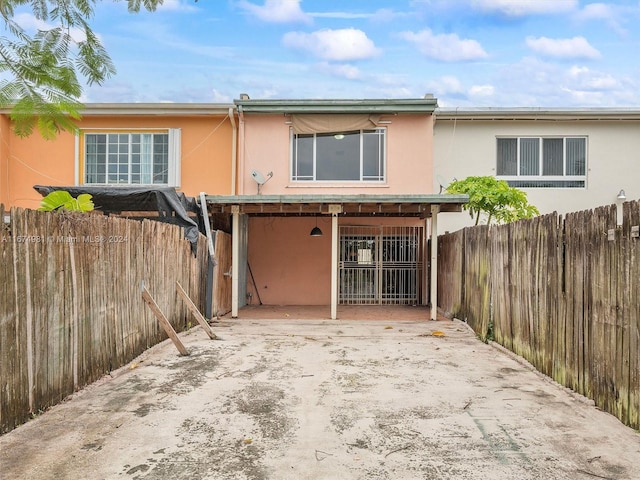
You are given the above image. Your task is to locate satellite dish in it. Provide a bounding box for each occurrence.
[436,174,448,194]
[250,169,273,194]
[251,169,266,185]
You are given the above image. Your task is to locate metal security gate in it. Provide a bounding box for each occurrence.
[339,226,423,305]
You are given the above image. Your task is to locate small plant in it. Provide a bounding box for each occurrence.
[486,320,494,343]
[447,176,539,225]
[38,191,94,212]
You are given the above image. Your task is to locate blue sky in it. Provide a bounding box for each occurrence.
[15,0,640,106]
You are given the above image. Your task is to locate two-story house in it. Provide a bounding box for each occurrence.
[1,98,469,321]
[204,97,467,319]
[0,103,236,209]
[434,107,640,233]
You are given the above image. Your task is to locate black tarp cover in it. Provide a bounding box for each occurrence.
[33,185,201,251]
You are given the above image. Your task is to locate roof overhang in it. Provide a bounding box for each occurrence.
[435,107,640,121]
[2,103,234,116]
[77,103,234,116]
[235,98,438,115]
[204,194,468,218]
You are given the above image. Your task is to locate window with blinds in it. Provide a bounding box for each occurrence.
[496,136,586,188]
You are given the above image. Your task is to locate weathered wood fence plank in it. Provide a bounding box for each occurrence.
[437,202,639,430]
[0,207,208,433]
[176,281,217,340]
[437,230,464,318]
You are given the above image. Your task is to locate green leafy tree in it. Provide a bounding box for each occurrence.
[446,176,539,225]
[38,190,94,211]
[0,0,164,138]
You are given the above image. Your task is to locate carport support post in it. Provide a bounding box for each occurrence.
[430,205,439,321]
[232,205,240,318]
[330,209,339,320]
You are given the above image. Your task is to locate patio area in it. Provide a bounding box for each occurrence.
[223,304,450,321]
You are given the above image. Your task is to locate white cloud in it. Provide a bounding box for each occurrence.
[309,11,371,19]
[237,0,312,24]
[471,0,577,16]
[468,84,494,97]
[526,36,601,60]
[210,89,233,103]
[426,76,466,96]
[318,62,362,80]
[157,0,198,12]
[399,29,488,62]
[568,66,618,90]
[486,57,626,107]
[282,28,380,62]
[576,3,625,34]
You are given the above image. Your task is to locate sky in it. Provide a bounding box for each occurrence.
[13,0,640,107]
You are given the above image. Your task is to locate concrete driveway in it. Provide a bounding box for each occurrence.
[1,318,639,480]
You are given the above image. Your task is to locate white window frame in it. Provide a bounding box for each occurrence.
[76,128,181,187]
[290,128,386,183]
[496,136,587,188]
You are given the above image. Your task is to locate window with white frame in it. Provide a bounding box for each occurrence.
[291,128,386,182]
[81,129,181,186]
[496,136,586,188]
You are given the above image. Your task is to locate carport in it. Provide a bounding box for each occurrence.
[203,194,468,320]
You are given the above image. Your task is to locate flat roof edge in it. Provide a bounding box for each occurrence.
[436,107,640,120]
[235,98,437,114]
[204,194,468,205]
[77,103,235,115]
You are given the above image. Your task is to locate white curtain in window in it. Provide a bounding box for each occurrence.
[168,128,181,187]
[140,134,152,184]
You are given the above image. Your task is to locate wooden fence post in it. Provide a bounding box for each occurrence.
[141,286,189,356]
[176,281,217,340]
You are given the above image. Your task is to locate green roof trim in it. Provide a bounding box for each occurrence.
[205,193,466,204]
[234,98,438,114]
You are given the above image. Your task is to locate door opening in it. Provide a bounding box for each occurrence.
[339,225,424,305]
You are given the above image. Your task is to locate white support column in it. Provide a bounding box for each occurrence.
[422,218,429,305]
[331,211,339,320]
[231,205,240,318]
[430,205,440,321]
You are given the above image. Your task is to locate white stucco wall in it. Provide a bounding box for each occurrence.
[434,117,640,233]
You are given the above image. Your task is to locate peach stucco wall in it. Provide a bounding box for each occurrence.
[247,216,426,306]
[247,216,332,305]
[0,114,233,209]
[239,114,434,196]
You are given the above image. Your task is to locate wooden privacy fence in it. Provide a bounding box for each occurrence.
[437,201,640,430]
[0,207,208,433]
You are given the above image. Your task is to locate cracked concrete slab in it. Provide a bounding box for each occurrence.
[1,319,639,480]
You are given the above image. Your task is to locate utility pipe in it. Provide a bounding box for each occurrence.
[237,107,245,195]
[229,107,237,195]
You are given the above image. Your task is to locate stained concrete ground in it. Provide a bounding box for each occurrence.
[1,307,640,480]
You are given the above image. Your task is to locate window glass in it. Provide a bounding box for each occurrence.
[316,132,360,181]
[543,138,563,176]
[293,134,313,180]
[84,132,171,185]
[566,138,586,175]
[497,138,517,175]
[292,128,385,182]
[363,130,384,180]
[520,138,539,175]
[496,136,586,188]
